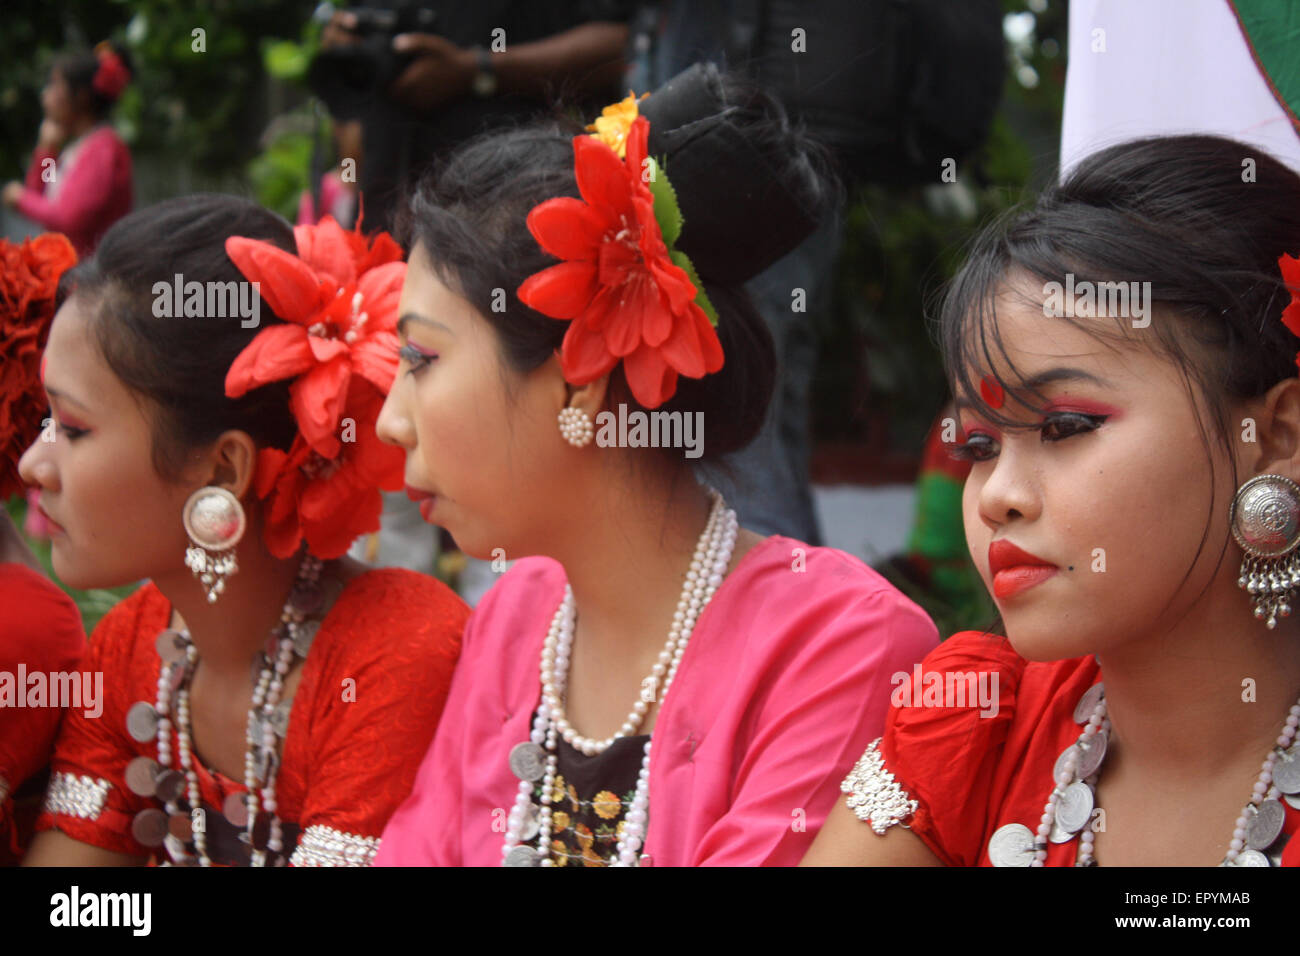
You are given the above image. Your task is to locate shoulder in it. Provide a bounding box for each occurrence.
[0,564,85,668]
[464,557,566,644]
[86,126,129,155]
[715,536,938,658]
[865,631,1095,863]
[306,568,468,682]
[883,630,1028,752]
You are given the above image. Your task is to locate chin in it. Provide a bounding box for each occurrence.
[51,543,138,593]
[999,607,1111,663]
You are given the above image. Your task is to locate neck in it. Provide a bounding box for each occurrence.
[0,509,41,572]
[1096,564,1300,780]
[152,531,304,683]
[67,114,98,140]
[554,463,715,663]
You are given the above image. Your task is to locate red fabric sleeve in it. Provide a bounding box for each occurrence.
[0,564,86,862]
[291,569,467,860]
[0,564,87,789]
[878,630,1027,867]
[34,585,162,858]
[15,133,121,236]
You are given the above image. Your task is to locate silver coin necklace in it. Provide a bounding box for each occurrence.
[988,682,1300,866]
[123,554,324,865]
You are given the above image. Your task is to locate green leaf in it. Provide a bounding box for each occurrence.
[647,157,683,248]
[263,39,308,81]
[670,249,719,327]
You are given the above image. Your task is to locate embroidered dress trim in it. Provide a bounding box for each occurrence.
[45,772,112,821]
[289,824,380,867]
[841,738,918,835]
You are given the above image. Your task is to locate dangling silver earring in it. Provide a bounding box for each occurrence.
[1231,474,1300,628]
[183,486,246,603]
[557,406,594,448]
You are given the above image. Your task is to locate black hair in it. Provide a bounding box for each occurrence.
[53,42,133,120]
[397,74,832,463]
[937,134,1300,621]
[59,194,298,481]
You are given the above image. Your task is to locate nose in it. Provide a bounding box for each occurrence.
[375,384,414,450]
[17,425,59,493]
[973,439,1040,531]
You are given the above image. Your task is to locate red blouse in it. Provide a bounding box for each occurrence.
[37,568,467,865]
[0,563,86,865]
[842,630,1300,866]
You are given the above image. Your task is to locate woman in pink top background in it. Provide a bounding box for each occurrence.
[3,42,134,258]
[371,65,938,867]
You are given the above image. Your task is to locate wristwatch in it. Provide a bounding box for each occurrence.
[472,47,497,98]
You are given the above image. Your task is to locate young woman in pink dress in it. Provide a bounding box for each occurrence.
[371,66,938,867]
[2,43,133,258]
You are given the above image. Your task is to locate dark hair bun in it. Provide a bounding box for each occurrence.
[405,67,834,463]
[642,63,834,284]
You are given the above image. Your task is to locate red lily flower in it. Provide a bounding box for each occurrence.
[517,116,723,409]
[224,216,406,458]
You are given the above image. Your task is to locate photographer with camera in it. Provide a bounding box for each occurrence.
[312,1,631,232]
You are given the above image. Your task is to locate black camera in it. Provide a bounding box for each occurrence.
[308,2,437,118]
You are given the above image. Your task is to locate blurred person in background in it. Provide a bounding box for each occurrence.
[310,2,633,590]
[2,42,134,259]
[624,0,1003,545]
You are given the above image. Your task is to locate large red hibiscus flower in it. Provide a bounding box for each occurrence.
[517,116,723,409]
[224,216,405,458]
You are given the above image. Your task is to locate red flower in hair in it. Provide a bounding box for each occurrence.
[92,45,130,100]
[517,116,723,409]
[225,215,405,459]
[224,215,407,558]
[0,233,77,500]
[251,384,404,559]
[1279,253,1300,373]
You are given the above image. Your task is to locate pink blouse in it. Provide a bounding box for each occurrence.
[18,127,133,257]
[375,535,939,866]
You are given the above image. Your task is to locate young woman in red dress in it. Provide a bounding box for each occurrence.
[805,135,1300,867]
[0,232,87,865]
[18,195,468,866]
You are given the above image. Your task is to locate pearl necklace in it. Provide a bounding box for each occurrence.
[501,488,738,866]
[150,555,322,866]
[989,683,1300,866]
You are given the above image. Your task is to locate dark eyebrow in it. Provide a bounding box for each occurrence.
[954,367,1113,409]
[45,385,89,411]
[397,312,453,337]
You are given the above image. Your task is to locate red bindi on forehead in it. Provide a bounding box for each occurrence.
[980,375,1005,409]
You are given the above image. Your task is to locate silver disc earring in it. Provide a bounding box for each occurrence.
[182,486,246,603]
[557,406,594,448]
[1231,474,1300,628]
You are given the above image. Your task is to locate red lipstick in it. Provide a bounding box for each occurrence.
[36,496,66,537]
[988,539,1057,599]
[404,484,437,523]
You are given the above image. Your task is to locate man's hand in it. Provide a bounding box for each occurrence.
[3,182,26,208]
[388,33,475,113]
[320,10,361,50]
